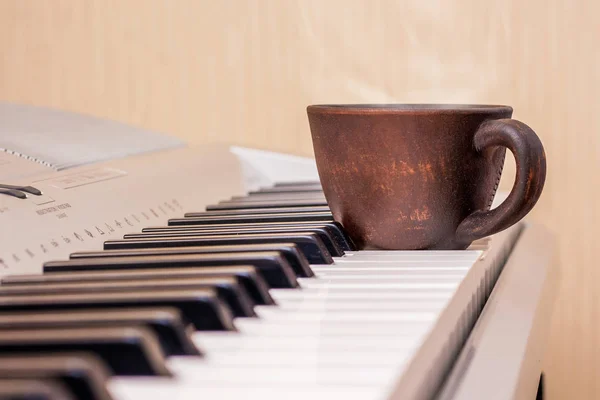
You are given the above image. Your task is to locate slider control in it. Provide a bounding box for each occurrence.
[0,184,42,195]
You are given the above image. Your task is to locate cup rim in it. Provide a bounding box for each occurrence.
[307,104,513,114]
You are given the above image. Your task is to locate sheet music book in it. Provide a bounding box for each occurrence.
[0,102,184,170]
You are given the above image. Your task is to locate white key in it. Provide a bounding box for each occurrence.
[193,333,420,351]
[109,378,380,400]
[334,259,476,265]
[311,267,469,274]
[300,275,465,283]
[297,281,459,290]
[197,349,412,366]
[342,250,481,259]
[169,359,400,385]
[269,289,454,301]
[264,300,446,312]
[251,310,437,322]
[233,319,432,336]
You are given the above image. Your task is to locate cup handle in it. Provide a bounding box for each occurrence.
[455,118,546,244]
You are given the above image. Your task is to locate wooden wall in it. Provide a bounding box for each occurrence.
[1,1,599,398]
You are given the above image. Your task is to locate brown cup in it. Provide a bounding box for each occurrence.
[307,104,546,250]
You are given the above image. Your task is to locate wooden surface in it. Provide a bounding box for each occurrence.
[0,1,598,398]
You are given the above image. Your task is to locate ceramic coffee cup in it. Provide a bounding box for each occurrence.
[307,104,546,250]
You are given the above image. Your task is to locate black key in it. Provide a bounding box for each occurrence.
[168,212,333,225]
[0,353,114,400]
[0,378,75,400]
[16,265,274,306]
[0,308,200,357]
[71,243,313,279]
[103,234,333,265]
[273,181,320,187]
[0,289,234,331]
[229,193,326,202]
[0,327,170,376]
[250,184,323,193]
[206,199,328,210]
[141,222,355,252]
[47,252,300,287]
[0,277,255,319]
[184,206,331,217]
[123,226,345,257]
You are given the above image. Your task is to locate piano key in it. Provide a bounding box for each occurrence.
[250,184,323,193]
[257,300,447,312]
[342,255,482,263]
[205,199,328,210]
[108,380,376,400]
[0,327,170,376]
[228,193,326,201]
[192,333,419,352]
[334,268,476,280]
[136,223,354,253]
[311,264,470,271]
[0,308,199,357]
[3,266,274,306]
[299,274,464,283]
[143,220,345,231]
[0,378,76,400]
[184,206,331,217]
[168,361,397,386]
[70,243,314,279]
[0,277,256,319]
[311,266,469,276]
[297,281,459,290]
[45,252,299,289]
[201,349,409,367]
[344,250,481,260]
[142,222,355,253]
[268,288,455,302]
[253,189,324,195]
[103,234,333,265]
[279,288,455,302]
[168,211,333,225]
[123,226,345,257]
[251,309,437,323]
[232,318,432,337]
[273,180,321,187]
[0,289,235,331]
[0,353,114,400]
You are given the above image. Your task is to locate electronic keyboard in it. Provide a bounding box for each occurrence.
[0,102,558,400]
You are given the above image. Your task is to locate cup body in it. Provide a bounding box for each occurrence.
[307,104,513,250]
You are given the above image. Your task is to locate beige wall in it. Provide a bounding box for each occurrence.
[1,0,599,398]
